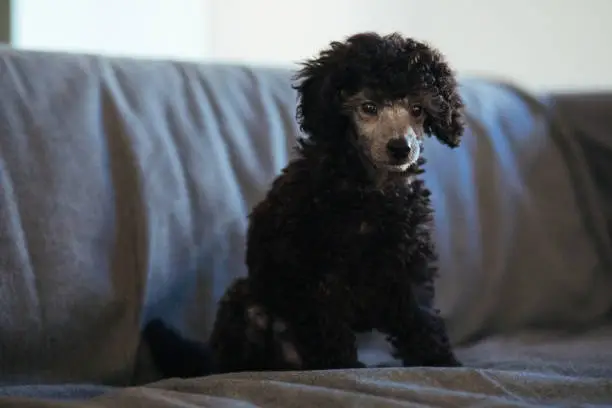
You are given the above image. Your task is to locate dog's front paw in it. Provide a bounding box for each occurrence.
[442,355,463,367]
[350,361,367,369]
[422,353,462,368]
[244,304,303,370]
[270,319,303,369]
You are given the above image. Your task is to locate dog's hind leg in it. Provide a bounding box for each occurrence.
[210,277,305,373]
[278,283,364,370]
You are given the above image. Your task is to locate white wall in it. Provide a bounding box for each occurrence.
[12,0,211,61]
[11,0,612,91]
[207,0,611,91]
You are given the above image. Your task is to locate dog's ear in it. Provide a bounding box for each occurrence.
[292,42,349,139]
[415,45,465,148]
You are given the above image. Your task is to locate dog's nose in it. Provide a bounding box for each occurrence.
[386,137,411,160]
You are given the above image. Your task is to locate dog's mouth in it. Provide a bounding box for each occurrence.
[383,162,413,172]
[367,153,419,174]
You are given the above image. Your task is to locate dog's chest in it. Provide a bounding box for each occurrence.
[340,191,415,236]
[323,189,424,262]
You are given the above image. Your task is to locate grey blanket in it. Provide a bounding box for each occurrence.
[3,369,611,407]
[3,326,612,407]
[90,369,612,408]
[2,49,612,407]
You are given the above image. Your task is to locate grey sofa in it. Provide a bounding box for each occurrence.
[1,48,612,407]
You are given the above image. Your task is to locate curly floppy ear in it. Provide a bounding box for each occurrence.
[419,47,466,148]
[292,41,349,140]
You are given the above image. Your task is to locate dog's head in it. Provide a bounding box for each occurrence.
[293,32,465,173]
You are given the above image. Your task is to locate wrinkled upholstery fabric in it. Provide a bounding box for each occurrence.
[0,49,610,388]
[432,80,612,342]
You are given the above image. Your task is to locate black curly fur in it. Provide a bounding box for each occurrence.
[144,32,464,377]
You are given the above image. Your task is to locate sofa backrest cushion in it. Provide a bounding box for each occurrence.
[0,49,610,384]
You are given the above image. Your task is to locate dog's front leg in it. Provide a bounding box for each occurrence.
[287,284,363,370]
[379,287,461,367]
[292,314,363,370]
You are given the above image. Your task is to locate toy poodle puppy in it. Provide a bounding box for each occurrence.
[144,31,464,376]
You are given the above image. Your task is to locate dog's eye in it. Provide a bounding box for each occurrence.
[360,102,378,116]
[410,104,424,118]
